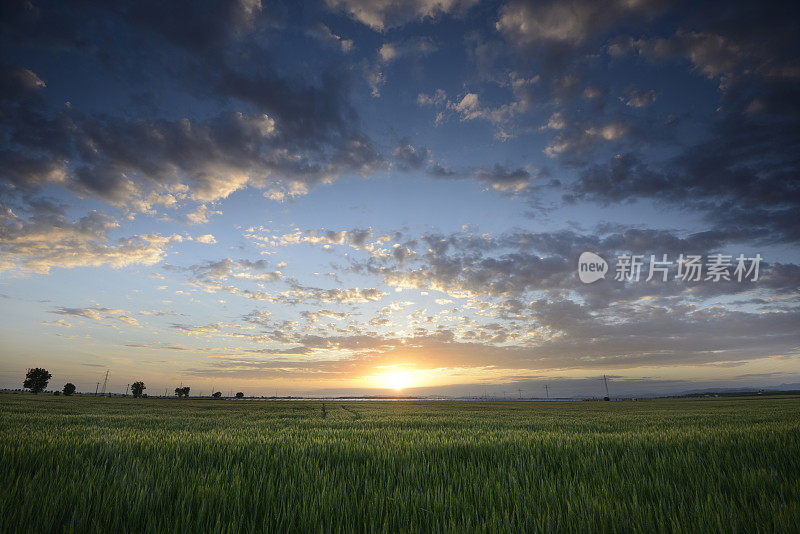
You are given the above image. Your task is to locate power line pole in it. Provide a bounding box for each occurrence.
[94,382,99,396]
[544,384,549,399]
[100,370,109,395]
[517,388,523,399]
[124,383,129,396]
[603,374,610,400]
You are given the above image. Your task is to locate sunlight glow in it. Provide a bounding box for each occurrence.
[379,371,413,391]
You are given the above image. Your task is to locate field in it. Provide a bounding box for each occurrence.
[1,394,799,532]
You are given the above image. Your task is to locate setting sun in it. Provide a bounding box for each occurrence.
[379,371,412,391]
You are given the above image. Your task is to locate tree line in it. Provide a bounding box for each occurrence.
[21,369,244,398]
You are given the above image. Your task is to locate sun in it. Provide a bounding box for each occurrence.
[379,371,413,391]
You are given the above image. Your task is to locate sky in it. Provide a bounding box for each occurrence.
[1,0,799,398]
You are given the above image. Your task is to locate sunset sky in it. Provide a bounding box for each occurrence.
[1,0,798,397]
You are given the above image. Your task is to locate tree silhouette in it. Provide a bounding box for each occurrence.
[63,383,76,396]
[212,391,222,398]
[131,381,146,398]
[235,392,244,399]
[24,368,51,394]
[175,386,191,398]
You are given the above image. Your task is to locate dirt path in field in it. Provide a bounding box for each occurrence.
[340,405,361,419]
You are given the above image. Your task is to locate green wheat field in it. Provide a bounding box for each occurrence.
[1,393,798,532]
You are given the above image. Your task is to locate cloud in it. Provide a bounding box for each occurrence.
[3,103,380,216]
[301,309,353,323]
[624,26,800,84]
[621,88,657,107]
[324,0,479,31]
[268,228,374,249]
[53,306,140,327]
[1,3,386,219]
[307,23,354,53]
[537,106,678,164]
[367,37,438,97]
[417,73,539,137]
[0,150,68,189]
[186,302,800,380]
[0,62,46,101]
[195,234,217,244]
[379,37,437,63]
[175,253,386,306]
[0,209,182,274]
[496,0,665,48]
[417,89,447,107]
[472,165,535,192]
[568,97,800,243]
[393,141,431,170]
[186,258,283,287]
[113,0,268,52]
[235,285,387,305]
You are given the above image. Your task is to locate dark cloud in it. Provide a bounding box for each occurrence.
[619,2,800,84]
[568,97,800,242]
[306,23,354,53]
[621,88,657,108]
[0,1,383,215]
[0,62,47,101]
[393,140,430,170]
[120,0,271,51]
[2,102,380,211]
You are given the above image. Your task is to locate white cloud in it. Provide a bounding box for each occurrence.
[0,210,182,274]
[325,0,479,31]
[195,234,217,244]
[497,0,663,47]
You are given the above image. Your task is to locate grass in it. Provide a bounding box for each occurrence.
[0,394,798,532]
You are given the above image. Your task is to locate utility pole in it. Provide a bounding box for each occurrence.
[100,370,109,395]
[94,382,99,396]
[544,384,549,399]
[603,375,610,400]
[124,383,129,396]
[517,388,523,399]
[164,387,167,397]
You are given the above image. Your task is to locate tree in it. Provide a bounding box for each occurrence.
[212,391,222,398]
[175,386,191,398]
[24,368,51,394]
[235,392,244,399]
[63,383,76,396]
[131,381,146,398]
